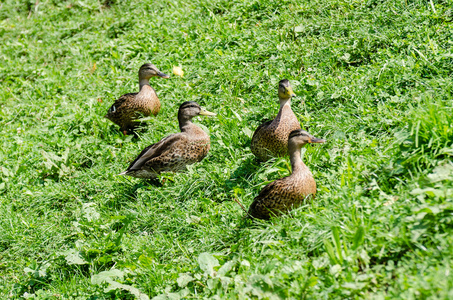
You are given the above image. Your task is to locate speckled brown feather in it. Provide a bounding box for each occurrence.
[248,129,325,220]
[248,169,316,220]
[123,128,210,179]
[120,101,214,179]
[251,105,301,161]
[105,86,160,132]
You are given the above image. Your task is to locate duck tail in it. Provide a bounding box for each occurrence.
[117,171,128,176]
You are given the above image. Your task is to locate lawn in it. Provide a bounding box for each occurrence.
[1,0,452,298]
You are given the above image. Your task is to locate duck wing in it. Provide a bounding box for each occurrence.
[125,133,188,172]
[105,93,138,116]
[248,179,285,219]
[251,119,273,140]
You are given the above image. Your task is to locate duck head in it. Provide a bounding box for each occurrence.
[139,63,170,80]
[288,129,325,148]
[278,79,296,100]
[178,101,216,123]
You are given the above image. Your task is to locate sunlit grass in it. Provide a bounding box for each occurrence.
[0,0,452,298]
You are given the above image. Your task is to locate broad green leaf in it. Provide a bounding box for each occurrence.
[217,260,235,277]
[91,269,124,285]
[197,252,219,277]
[332,226,343,264]
[63,249,87,265]
[105,281,150,300]
[352,226,365,250]
[324,239,337,264]
[427,163,453,182]
[177,273,194,288]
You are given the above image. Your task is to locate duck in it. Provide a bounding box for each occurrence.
[119,101,216,179]
[248,129,325,220]
[251,79,301,161]
[105,63,169,135]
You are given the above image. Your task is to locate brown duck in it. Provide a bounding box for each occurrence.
[251,79,301,161]
[105,63,169,135]
[119,101,216,179]
[248,129,325,220]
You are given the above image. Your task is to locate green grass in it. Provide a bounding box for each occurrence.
[1,0,452,298]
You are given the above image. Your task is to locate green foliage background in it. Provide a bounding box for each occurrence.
[0,0,452,298]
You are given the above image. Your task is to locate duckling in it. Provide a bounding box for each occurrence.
[105,63,169,135]
[251,79,301,161]
[119,101,216,178]
[248,129,325,220]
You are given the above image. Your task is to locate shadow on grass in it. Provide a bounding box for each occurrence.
[223,156,261,190]
[105,177,163,209]
[102,122,152,140]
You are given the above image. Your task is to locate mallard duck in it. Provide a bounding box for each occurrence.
[119,101,216,178]
[248,129,325,220]
[105,63,169,135]
[251,79,301,161]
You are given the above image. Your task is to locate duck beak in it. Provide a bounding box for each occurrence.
[199,109,216,116]
[287,86,296,98]
[308,137,326,143]
[157,71,170,79]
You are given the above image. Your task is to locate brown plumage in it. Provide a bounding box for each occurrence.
[105,63,169,135]
[251,79,301,161]
[248,129,325,220]
[119,101,216,179]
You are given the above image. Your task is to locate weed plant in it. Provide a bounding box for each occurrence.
[0,0,452,298]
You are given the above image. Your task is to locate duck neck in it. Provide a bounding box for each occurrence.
[178,116,195,133]
[276,97,292,118]
[139,78,151,91]
[288,143,307,175]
